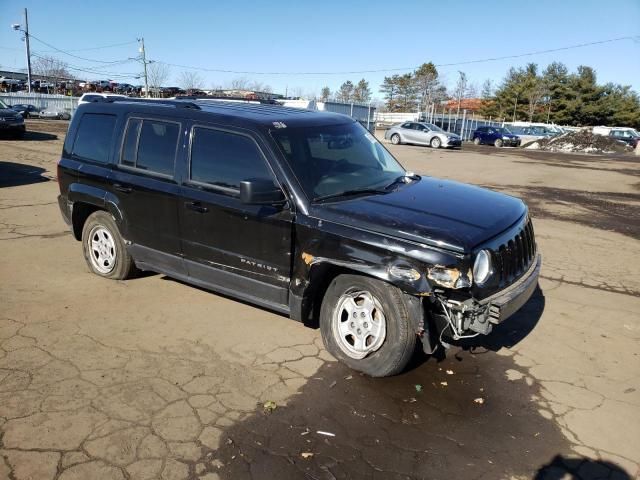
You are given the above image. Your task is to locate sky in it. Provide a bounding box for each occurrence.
[1,0,639,99]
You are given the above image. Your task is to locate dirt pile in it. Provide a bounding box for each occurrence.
[522,129,633,154]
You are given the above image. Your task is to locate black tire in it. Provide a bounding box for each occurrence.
[430,137,442,149]
[494,138,503,148]
[320,274,416,377]
[473,137,481,145]
[390,133,401,145]
[81,211,137,280]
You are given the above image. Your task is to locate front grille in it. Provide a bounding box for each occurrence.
[494,218,536,287]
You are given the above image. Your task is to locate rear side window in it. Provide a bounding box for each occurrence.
[190,127,272,191]
[120,118,179,176]
[72,113,116,164]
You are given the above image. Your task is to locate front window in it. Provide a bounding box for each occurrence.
[271,122,406,201]
[494,127,513,135]
[0,99,9,109]
[421,123,444,133]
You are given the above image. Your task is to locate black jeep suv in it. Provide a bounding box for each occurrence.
[57,98,541,377]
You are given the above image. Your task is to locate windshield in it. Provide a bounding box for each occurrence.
[0,99,8,109]
[495,127,513,135]
[271,122,406,201]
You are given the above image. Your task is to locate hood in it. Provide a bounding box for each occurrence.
[0,108,18,116]
[310,177,526,253]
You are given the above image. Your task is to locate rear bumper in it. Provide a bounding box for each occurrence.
[58,195,72,226]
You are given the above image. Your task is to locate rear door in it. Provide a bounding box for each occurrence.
[179,124,293,309]
[109,115,186,274]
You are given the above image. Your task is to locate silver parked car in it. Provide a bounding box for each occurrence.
[385,121,462,149]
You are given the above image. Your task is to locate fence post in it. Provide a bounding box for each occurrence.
[461,109,467,140]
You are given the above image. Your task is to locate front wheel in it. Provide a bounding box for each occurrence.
[81,211,137,280]
[390,133,401,145]
[430,137,442,149]
[494,138,503,148]
[320,275,416,377]
[473,137,481,145]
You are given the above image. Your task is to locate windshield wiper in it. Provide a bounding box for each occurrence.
[313,188,388,203]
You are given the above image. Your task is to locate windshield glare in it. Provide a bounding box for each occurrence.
[271,122,405,201]
[0,99,8,109]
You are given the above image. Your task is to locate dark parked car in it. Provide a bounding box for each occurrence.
[609,129,640,148]
[0,98,25,138]
[472,126,521,147]
[11,103,39,118]
[57,98,541,377]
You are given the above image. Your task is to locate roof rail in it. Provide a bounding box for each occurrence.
[175,95,280,105]
[89,96,201,110]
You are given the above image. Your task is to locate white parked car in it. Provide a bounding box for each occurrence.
[384,121,462,149]
[77,93,127,105]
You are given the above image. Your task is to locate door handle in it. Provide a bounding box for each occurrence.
[113,183,132,193]
[185,201,209,213]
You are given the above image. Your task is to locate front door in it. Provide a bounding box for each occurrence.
[179,125,293,310]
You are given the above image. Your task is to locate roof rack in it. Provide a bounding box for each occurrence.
[175,95,280,105]
[89,96,201,110]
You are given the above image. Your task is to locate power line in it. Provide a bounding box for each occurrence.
[30,51,140,79]
[39,40,138,53]
[155,35,638,76]
[28,34,133,64]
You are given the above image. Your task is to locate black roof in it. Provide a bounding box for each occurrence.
[84,97,354,129]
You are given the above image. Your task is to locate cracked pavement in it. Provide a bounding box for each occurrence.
[0,122,638,479]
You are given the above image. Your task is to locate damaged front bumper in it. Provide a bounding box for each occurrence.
[433,253,542,340]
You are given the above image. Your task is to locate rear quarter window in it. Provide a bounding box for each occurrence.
[71,113,117,164]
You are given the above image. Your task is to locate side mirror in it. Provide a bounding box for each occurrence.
[240,179,286,206]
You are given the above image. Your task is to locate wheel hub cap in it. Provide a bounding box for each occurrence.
[88,226,116,274]
[332,290,386,360]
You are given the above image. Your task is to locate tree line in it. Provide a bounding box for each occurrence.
[479,62,640,127]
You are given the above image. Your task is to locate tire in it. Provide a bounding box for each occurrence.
[320,274,416,377]
[390,133,401,145]
[473,137,481,145]
[430,137,442,149]
[81,211,137,280]
[494,138,503,148]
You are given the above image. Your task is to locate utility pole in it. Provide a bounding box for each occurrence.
[23,9,32,93]
[138,38,149,98]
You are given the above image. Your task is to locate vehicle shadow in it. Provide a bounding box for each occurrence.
[534,454,631,479]
[193,286,573,479]
[0,131,57,141]
[23,131,59,141]
[0,161,50,188]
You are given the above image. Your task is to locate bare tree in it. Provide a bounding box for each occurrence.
[178,71,204,93]
[32,55,71,92]
[229,77,250,90]
[453,71,468,118]
[147,63,171,97]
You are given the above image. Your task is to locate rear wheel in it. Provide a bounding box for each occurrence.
[494,138,503,148]
[430,137,442,149]
[390,133,401,145]
[473,137,481,145]
[320,274,416,377]
[81,211,137,280]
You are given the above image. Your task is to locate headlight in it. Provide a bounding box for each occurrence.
[388,265,421,281]
[502,136,509,140]
[427,266,471,289]
[473,250,492,285]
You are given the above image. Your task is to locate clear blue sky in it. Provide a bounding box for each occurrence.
[1,0,639,98]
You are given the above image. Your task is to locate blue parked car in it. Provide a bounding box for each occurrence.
[472,126,521,147]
